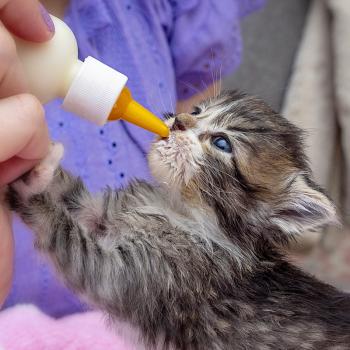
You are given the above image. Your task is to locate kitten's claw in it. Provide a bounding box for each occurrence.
[11,142,64,200]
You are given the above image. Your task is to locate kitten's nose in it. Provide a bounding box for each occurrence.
[171,113,197,131]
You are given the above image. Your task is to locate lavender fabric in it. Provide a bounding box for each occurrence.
[4,0,265,317]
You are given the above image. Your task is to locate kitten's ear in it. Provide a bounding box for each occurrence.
[271,175,338,235]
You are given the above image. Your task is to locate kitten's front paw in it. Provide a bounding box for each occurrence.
[11,142,64,200]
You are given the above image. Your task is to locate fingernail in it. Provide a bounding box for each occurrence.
[39,3,55,34]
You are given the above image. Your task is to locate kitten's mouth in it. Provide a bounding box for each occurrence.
[155,119,175,141]
[155,117,187,143]
[159,121,185,141]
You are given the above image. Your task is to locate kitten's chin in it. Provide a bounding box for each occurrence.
[148,131,202,190]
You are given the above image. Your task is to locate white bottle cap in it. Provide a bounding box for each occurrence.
[62,56,128,125]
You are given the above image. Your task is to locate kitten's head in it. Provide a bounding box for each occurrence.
[148,91,336,241]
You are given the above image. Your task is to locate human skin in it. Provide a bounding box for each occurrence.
[0,0,53,306]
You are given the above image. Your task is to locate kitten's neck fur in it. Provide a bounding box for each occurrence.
[151,183,257,273]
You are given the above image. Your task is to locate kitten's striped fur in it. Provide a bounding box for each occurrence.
[7,91,350,350]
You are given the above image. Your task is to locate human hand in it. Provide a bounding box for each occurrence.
[0,0,55,306]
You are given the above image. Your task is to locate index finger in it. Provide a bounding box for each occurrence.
[0,0,54,42]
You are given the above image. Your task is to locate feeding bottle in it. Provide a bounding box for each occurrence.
[13,15,169,138]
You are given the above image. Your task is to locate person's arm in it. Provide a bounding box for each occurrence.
[176,83,218,114]
[0,0,54,306]
[168,2,244,116]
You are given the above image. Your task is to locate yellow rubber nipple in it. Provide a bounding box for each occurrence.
[108,87,169,138]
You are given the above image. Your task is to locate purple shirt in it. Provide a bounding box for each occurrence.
[4,0,265,317]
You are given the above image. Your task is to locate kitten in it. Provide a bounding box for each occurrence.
[7,91,350,350]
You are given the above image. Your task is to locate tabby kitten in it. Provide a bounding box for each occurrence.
[7,91,350,350]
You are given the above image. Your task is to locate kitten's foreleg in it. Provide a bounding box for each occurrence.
[6,145,169,319]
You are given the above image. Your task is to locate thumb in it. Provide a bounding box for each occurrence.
[0,0,55,42]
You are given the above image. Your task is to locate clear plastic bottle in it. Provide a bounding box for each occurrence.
[13,15,169,138]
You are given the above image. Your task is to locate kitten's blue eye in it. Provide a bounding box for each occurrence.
[212,136,232,153]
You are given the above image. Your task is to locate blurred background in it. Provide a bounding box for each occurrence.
[224,0,309,110]
[225,0,350,292]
